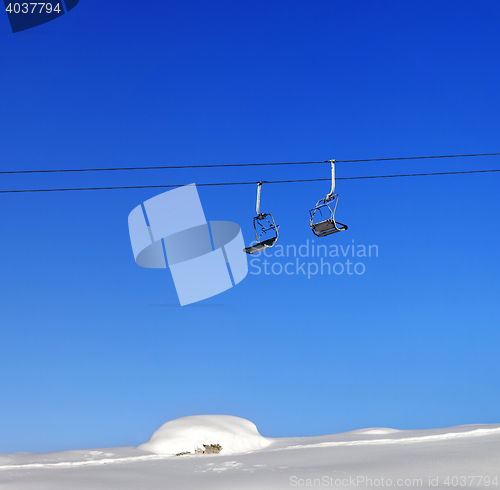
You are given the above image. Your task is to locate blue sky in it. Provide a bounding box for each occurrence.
[0,0,499,453]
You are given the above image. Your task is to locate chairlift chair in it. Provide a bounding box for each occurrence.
[244,182,280,254]
[309,160,348,237]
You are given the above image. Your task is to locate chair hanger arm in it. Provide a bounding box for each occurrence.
[325,160,336,201]
[256,182,263,215]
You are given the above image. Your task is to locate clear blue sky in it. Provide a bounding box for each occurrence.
[0,0,499,453]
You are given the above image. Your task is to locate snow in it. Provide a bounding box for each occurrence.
[1,416,499,489]
[353,428,400,435]
[138,415,272,455]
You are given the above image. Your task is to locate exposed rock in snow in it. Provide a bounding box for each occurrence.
[138,415,272,455]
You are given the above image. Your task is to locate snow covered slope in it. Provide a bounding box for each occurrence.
[1,416,499,489]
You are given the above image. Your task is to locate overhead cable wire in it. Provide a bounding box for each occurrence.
[1,152,500,175]
[1,168,499,194]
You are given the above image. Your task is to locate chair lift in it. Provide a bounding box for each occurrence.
[243,182,280,255]
[309,160,348,237]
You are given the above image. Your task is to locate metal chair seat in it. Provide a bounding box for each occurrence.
[243,236,278,255]
[311,219,348,237]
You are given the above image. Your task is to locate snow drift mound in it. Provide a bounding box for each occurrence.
[354,428,400,435]
[138,415,272,455]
